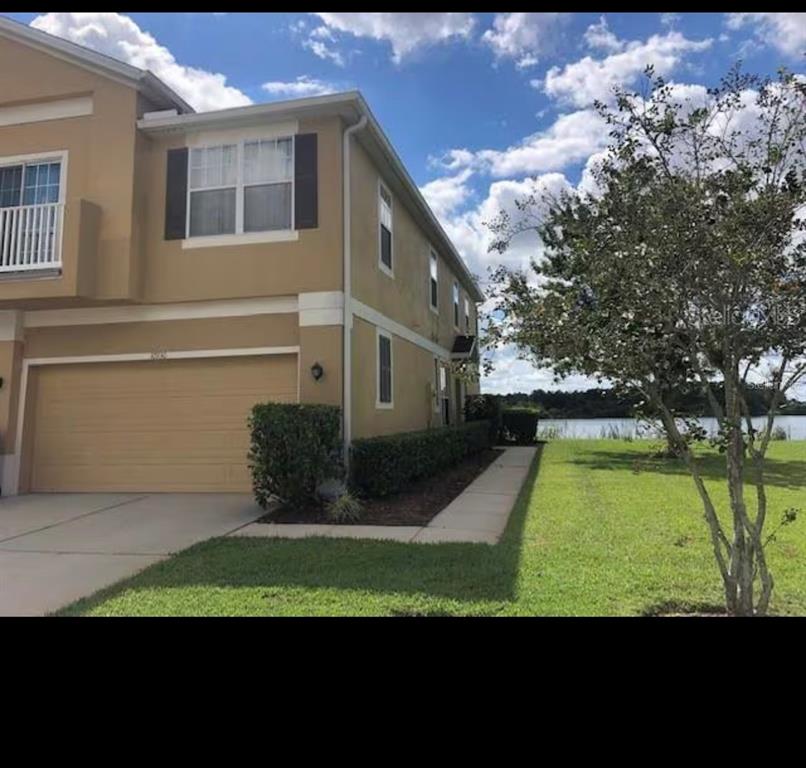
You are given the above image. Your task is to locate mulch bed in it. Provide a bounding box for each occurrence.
[258,448,504,527]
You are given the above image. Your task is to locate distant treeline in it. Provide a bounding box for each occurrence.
[496,387,806,418]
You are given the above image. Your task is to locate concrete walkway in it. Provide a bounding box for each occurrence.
[0,493,262,616]
[232,446,537,546]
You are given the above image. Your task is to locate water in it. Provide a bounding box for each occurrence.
[537,416,806,441]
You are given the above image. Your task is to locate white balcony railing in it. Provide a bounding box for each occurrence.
[0,202,64,274]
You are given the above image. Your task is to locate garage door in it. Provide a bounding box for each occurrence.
[26,354,298,493]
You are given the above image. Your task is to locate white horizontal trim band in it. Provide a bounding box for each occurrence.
[0,95,93,127]
[181,230,298,249]
[351,298,450,360]
[24,346,299,367]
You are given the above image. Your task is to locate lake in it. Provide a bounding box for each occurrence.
[538,416,806,441]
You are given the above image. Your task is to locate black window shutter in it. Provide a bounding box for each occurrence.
[294,133,318,230]
[164,147,188,240]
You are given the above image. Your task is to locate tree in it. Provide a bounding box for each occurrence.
[487,65,806,616]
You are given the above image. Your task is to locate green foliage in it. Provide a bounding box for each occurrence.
[325,491,364,523]
[464,394,502,443]
[248,403,341,510]
[501,408,539,445]
[351,422,492,497]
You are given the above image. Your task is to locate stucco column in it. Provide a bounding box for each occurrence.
[0,311,25,494]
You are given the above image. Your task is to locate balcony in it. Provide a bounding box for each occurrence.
[0,199,99,303]
[0,202,63,276]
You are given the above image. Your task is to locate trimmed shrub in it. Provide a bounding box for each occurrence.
[248,403,341,510]
[350,421,491,498]
[501,408,539,445]
[465,394,502,444]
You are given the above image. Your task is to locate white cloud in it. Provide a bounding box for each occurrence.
[31,12,252,111]
[660,13,681,28]
[419,169,474,221]
[540,30,712,108]
[482,12,569,68]
[725,13,806,58]
[261,76,339,99]
[311,12,476,63]
[438,109,607,179]
[303,38,346,67]
[583,17,624,54]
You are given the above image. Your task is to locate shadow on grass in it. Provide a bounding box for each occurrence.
[59,447,545,615]
[570,447,806,489]
[640,600,728,617]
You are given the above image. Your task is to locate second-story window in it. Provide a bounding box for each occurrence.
[428,251,439,312]
[189,144,237,237]
[453,282,460,329]
[188,137,293,238]
[464,296,471,332]
[243,138,293,232]
[429,250,439,312]
[379,182,393,275]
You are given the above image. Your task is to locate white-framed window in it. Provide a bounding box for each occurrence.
[440,363,450,425]
[187,136,293,239]
[453,282,460,329]
[464,296,471,332]
[0,150,67,269]
[433,356,441,413]
[378,181,393,276]
[376,328,394,408]
[429,249,439,313]
[0,154,64,208]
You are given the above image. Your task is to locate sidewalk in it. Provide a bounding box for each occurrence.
[231,446,537,545]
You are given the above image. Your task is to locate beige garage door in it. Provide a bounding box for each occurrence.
[27,354,297,493]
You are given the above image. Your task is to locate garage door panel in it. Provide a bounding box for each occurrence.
[28,354,297,493]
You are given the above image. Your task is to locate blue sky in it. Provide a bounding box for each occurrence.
[8,12,806,393]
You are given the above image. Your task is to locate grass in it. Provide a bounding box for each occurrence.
[59,440,806,616]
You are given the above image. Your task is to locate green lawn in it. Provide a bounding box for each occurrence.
[60,440,806,616]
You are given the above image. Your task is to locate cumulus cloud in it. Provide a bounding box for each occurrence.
[482,12,569,69]
[540,29,712,108]
[310,12,476,63]
[261,76,339,99]
[434,109,607,179]
[583,16,624,54]
[31,12,252,111]
[725,13,806,58]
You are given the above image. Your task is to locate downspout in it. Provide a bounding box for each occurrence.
[342,114,367,473]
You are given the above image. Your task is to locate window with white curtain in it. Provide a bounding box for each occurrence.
[188,137,293,238]
[379,182,393,274]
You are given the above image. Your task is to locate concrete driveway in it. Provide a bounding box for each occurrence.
[0,493,262,616]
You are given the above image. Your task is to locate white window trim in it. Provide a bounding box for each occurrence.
[376,327,394,409]
[464,296,471,332]
[184,137,295,242]
[0,149,68,206]
[432,356,441,413]
[378,179,394,279]
[453,281,461,332]
[428,248,439,315]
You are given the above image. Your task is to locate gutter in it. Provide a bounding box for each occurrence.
[342,115,368,472]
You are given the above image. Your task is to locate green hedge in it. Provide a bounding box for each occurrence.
[501,408,539,445]
[248,403,341,510]
[465,394,502,444]
[350,421,492,498]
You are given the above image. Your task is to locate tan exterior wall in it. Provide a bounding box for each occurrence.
[0,339,24,454]
[136,115,344,304]
[0,36,141,305]
[349,139,477,349]
[348,139,480,436]
[299,324,342,408]
[23,313,299,359]
[351,316,439,438]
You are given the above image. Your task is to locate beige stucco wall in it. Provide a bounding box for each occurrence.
[0,340,24,453]
[23,313,299,359]
[349,139,477,349]
[135,115,344,304]
[0,36,142,306]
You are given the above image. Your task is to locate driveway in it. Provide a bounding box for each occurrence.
[0,493,262,616]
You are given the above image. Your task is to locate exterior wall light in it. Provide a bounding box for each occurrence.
[311,362,324,381]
